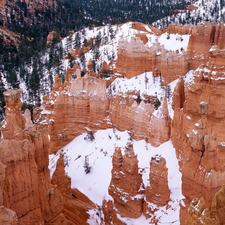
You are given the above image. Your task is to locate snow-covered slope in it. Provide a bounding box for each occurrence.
[64,22,190,72]
[49,128,183,225]
[108,70,194,119]
[0,21,191,114]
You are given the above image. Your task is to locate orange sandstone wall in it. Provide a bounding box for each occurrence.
[171,50,225,224]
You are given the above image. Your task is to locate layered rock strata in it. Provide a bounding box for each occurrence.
[108,145,144,218]
[143,155,171,220]
[102,199,124,225]
[187,21,215,70]
[114,36,153,78]
[171,46,225,223]
[114,35,189,84]
[51,153,96,224]
[0,206,18,225]
[187,182,225,225]
[35,72,171,153]
[0,88,96,224]
[0,89,67,224]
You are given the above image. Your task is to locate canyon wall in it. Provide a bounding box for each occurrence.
[108,144,144,218]
[114,22,225,86]
[0,88,95,224]
[114,34,189,85]
[171,41,225,223]
[187,182,225,225]
[35,72,171,153]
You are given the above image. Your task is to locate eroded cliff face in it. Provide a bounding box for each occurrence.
[106,145,172,222]
[171,41,225,223]
[35,70,171,153]
[187,182,225,225]
[30,21,225,224]
[114,33,189,85]
[0,206,18,225]
[108,145,144,218]
[0,89,67,224]
[0,88,96,224]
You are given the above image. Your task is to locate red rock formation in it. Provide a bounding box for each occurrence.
[108,145,144,218]
[187,4,198,11]
[101,61,113,76]
[102,199,125,225]
[187,182,225,224]
[149,97,171,146]
[114,36,153,78]
[0,89,69,224]
[87,58,94,72]
[161,50,189,84]
[0,206,18,225]
[35,72,172,153]
[167,23,193,35]
[143,155,170,219]
[109,94,155,142]
[41,74,111,153]
[24,109,35,131]
[65,64,81,82]
[51,153,96,224]
[1,89,25,140]
[46,31,61,46]
[114,31,189,84]
[171,47,225,223]
[187,21,215,70]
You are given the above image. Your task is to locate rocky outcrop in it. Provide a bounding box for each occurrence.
[187,182,225,225]
[109,94,154,142]
[143,155,170,219]
[187,21,214,70]
[166,23,192,35]
[149,97,171,146]
[65,64,81,82]
[145,155,170,206]
[0,206,18,225]
[48,74,110,153]
[160,50,189,84]
[1,89,25,140]
[114,33,189,85]
[102,199,124,225]
[108,145,144,218]
[46,31,61,47]
[34,70,172,153]
[114,36,153,78]
[0,89,68,224]
[101,61,113,76]
[171,44,225,223]
[51,153,96,224]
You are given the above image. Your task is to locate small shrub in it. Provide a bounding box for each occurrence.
[84,156,91,174]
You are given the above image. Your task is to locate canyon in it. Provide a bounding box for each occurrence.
[2,20,225,224]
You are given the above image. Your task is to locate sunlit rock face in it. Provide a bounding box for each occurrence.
[187,183,225,225]
[108,144,144,218]
[0,88,68,224]
[171,38,225,223]
[114,31,189,85]
[143,155,170,219]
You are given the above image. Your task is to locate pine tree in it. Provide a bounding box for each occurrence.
[74,32,81,49]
